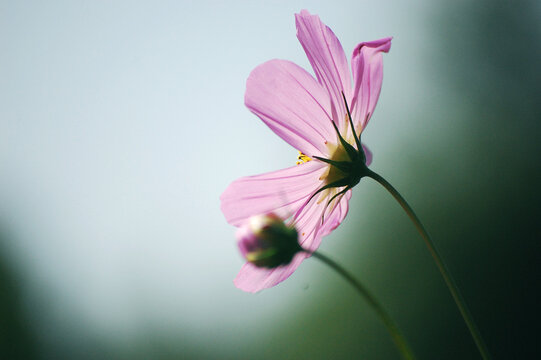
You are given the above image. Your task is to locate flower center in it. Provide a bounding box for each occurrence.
[319,132,354,185]
[307,103,370,210]
[297,92,370,213]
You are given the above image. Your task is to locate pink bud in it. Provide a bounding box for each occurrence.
[236,214,300,268]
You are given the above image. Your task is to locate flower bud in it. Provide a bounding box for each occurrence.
[237,213,301,268]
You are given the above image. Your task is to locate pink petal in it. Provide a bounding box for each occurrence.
[350,37,392,131]
[362,143,373,166]
[245,59,336,158]
[326,190,352,234]
[295,10,352,130]
[234,189,352,293]
[220,161,327,227]
[234,253,309,293]
[294,190,349,251]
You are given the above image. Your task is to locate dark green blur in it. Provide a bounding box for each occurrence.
[0,228,38,359]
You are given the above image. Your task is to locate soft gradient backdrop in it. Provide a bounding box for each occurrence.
[1,1,539,359]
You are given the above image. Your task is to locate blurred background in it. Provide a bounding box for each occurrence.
[1,0,539,359]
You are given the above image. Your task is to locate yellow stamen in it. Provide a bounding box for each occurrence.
[295,151,312,165]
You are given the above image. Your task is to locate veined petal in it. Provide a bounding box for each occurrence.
[351,37,392,131]
[295,10,352,130]
[294,189,350,251]
[234,190,351,293]
[220,161,327,227]
[245,59,335,158]
[325,189,352,234]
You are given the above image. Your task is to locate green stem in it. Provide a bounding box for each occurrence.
[307,249,416,360]
[366,169,491,360]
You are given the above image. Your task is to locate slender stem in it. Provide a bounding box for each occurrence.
[366,169,491,360]
[306,249,416,360]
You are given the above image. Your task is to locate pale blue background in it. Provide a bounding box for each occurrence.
[1,1,539,359]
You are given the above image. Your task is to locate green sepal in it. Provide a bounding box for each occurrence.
[313,156,354,173]
[326,185,352,208]
[341,92,363,156]
[330,120,359,162]
[319,185,352,224]
[307,176,353,205]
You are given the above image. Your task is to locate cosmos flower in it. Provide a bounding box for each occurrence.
[221,9,391,292]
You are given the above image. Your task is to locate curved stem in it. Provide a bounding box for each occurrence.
[306,249,416,360]
[366,169,491,360]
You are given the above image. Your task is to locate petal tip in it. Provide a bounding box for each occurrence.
[296,9,312,18]
[354,37,393,56]
[234,275,260,293]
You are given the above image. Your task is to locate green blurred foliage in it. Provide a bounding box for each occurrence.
[0,228,37,360]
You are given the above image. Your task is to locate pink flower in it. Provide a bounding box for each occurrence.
[221,10,392,292]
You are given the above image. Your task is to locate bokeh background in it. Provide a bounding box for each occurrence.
[1,1,539,359]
